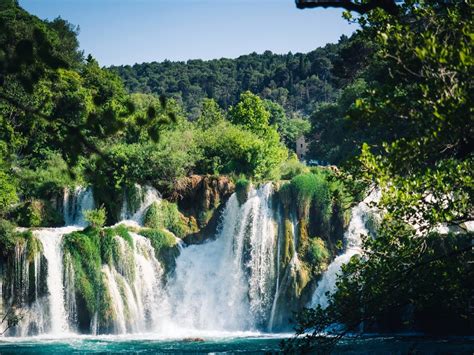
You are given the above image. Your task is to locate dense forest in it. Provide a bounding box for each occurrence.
[0,0,472,352]
[110,40,350,117]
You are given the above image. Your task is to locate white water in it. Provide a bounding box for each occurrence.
[100,232,166,334]
[120,185,161,224]
[34,227,80,335]
[63,187,95,227]
[3,182,385,338]
[162,183,277,331]
[310,190,380,308]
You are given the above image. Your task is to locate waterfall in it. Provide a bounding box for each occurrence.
[100,232,165,334]
[120,185,161,224]
[163,183,277,331]
[63,187,95,227]
[1,181,385,337]
[310,190,380,308]
[34,227,79,335]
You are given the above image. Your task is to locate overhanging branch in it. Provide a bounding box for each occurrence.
[295,0,399,15]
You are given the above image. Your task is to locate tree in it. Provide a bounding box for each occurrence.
[228,91,270,136]
[265,100,310,150]
[295,0,399,15]
[196,98,224,129]
[287,0,473,351]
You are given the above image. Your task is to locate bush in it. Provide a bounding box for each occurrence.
[279,156,310,180]
[84,206,107,228]
[143,202,160,229]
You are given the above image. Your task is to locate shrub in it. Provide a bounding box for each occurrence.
[279,156,310,180]
[84,206,107,228]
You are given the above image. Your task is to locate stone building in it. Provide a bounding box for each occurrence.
[296,135,308,161]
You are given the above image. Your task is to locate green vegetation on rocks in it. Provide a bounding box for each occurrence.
[139,228,179,275]
[144,201,194,238]
[235,178,251,206]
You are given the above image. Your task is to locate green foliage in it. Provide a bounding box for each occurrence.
[0,169,17,216]
[111,41,347,116]
[279,156,310,180]
[13,199,63,227]
[0,143,17,216]
[235,178,251,205]
[139,228,177,253]
[265,100,310,150]
[228,91,270,136]
[143,202,161,229]
[290,1,474,350]
[196,120,287,180]
[308,79,368,164]
[84,206,106,229]
[0,219,17,255]
[196,98,224,129]
[290,172,330,219]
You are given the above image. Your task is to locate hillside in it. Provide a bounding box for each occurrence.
[110,35,362,118]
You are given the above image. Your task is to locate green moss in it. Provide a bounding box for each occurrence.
[139,228,179,274]
[143,200,191,238]
[143,202,160,229]
[112,224,133,247]
[281,218,295,269]
[63,228,103,315]
[25,232,42,263]
[290,173,330,219]
[306,237,329,271]
[101,228,121,266]
[278,183,293,209]
[235,178,251,205]
[297,219,310,259]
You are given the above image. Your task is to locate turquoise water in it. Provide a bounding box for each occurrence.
[0,334,472,354]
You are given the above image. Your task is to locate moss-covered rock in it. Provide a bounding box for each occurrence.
[235,178,251,206]
[139,228,180,275]
[63,228,103,325]
[143,200,195,238]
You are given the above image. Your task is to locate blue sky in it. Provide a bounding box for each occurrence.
[20,0,356,67]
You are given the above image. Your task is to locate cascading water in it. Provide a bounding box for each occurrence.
[101,232,165,334]
[310,190,380,308]
[120,185,161,224]
[1,181,381,338]
[63,187,95,227]
[162,183,277,332]
[34,227,79,335]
